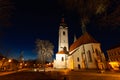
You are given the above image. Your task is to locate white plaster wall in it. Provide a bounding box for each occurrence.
[71,43,102,69]
[72,46,83,69]
[67,56,74,69]
[84,44,97,69]
[54,54,67,68]
[58,26,69,51]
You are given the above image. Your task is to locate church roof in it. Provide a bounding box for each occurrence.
[57,50,65,54]
[60,17,67,27]
[107,43,120,50]
[70,32,98,51]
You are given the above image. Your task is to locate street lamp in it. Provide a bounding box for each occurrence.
[8,59,12,63]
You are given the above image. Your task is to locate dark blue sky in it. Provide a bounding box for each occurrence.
[0,0,120,60]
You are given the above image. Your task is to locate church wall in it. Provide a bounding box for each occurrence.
[67,43,106,70]
[72,46,85,69]
[67,56,74,69]
[84,43,101,69]
[71,43,102,70]
[58,26,69,51]
[54,54,67,68]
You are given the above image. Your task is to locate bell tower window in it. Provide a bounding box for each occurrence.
[63,31,65,35]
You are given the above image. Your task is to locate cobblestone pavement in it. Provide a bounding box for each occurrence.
[66,70,120,80]
[0,71,56,80]
[0,69,120,80]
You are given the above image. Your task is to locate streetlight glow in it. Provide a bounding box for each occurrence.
[8,59,12,63]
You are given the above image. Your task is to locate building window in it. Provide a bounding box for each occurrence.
[61,57,64,61]
[119,52,120,55]
[95,49,100,56]
[88,50,92,62]
[77,57,79,62]
[63,31,65,35]
[78,64,80,69]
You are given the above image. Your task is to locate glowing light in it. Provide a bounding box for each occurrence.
[2,58,5,60]
[109,62,119,70]
[25,63,27,66]
[20,63,23,66]
[8,59,12,62]
[109,62,119,65]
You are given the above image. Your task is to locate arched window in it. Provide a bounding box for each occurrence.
[61,57,64,61]
[77,57,79,62]
[95,49,99,56]
[63,31,65,35]
[88,50,92,62]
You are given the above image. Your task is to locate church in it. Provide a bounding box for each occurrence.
[53,17,106,70]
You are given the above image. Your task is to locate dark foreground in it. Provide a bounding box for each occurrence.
[0,70,120,80]
[0,71,58,80]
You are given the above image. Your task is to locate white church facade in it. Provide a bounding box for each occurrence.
[53,18,106,70]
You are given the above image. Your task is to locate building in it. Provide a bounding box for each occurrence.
[53,17,106,70]
[107,45,120,70]
[68,32,106,70]
[0,54,18,71]
[54,17,69,68]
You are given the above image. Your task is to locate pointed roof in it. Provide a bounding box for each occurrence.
[60,17,67,27]
[70,32,98,51]
[107,43,120,50]
[74,34,77,42]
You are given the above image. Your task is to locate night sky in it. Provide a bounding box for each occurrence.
[0,0,120,60]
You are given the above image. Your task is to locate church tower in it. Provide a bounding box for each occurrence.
[58,17,69,52]
[53,17,69,69]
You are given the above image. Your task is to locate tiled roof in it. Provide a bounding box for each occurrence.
[60,17,68,27]
[107,43,120,50]
[70,32,98,51]
[57,50,65,54]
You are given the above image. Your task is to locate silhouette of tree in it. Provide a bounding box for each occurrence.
[35,39,54,72]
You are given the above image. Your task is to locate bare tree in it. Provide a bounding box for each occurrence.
[35,39,54,72]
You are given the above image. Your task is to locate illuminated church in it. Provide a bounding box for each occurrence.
[53,18,106,70]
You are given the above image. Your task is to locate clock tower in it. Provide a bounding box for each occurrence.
[58,17,69,52]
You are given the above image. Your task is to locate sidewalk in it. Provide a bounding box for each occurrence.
[0,71,18,76]
[0,68,28,76]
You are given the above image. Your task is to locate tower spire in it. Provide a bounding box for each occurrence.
[58,17,69,52]
[81,21,86,34]
[61,17,65,23]
[74,34,77,42]
[60,15,67,27]
[61,14,65,23]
